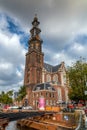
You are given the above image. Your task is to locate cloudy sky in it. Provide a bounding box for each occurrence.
[0,0,87,91]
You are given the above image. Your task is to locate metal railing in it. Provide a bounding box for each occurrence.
[75,112,82,130]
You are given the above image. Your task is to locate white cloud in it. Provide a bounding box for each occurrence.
[0,15,26,91]
[68,42,86,57]
[47,50,76,66]
[0,14,8,30]
[72,43,84,51]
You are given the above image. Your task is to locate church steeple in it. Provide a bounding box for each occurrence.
[28,15,43,52]
[24,15,44,87]
[31,14,41,37]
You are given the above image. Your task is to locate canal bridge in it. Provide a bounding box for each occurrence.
[0,111,53,121]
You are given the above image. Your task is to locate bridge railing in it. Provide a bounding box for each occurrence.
[75,112,82,130]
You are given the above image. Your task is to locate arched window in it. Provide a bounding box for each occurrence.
[53,74,58,82]
[46,74,51,82]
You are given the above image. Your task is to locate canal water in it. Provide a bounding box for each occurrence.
[5,121,37,130]
[5,121,19,130]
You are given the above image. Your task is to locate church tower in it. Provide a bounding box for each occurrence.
[24,15,44,89]
[23,15,69,107]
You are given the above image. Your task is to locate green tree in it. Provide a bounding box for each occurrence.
[7,90,13,96]
[16,86,26,101]
[68,58,87,102]
[0,91,13,104]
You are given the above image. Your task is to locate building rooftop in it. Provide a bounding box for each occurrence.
[33,83,56,91]
[44,63,61,72]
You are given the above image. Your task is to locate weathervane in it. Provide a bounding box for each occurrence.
[35,9,38,17]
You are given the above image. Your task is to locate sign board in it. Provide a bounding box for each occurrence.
[39,96,45,110]
[84,91,87,95]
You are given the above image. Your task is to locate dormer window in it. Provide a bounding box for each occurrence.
[37,87,40,90]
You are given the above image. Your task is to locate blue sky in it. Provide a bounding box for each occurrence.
[0,0,87,91]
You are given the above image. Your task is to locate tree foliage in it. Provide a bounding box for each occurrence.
[16,86,26,101]
[0,91,13,104]
[68,58,87,101]
[7,90,13,96]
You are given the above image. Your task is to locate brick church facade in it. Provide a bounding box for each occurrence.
[24,15,69,109]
